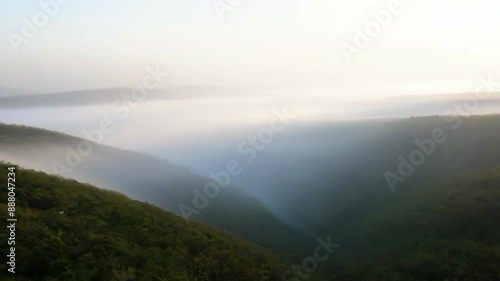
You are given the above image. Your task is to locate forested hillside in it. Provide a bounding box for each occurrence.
[319,165,500,280]
[0,163,289,281]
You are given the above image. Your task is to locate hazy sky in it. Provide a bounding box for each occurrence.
[1,0,499,99]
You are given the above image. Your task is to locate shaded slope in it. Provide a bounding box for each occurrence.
[0,123,311,259]
[230,115,500,231]
[312,115,500,235]
[320,165,500,280]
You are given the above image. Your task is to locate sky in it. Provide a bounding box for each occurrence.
[1,0,500,100]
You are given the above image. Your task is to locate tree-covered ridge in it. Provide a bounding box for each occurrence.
[0,163,288,281]
[0,122,313,260]
[321,165,500,281]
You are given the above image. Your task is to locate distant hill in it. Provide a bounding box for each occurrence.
[0,163,289,280]
[0,87,250,108]
[0,87,38,97]
[0,123,312,259]
[312,115,500,234]
[225,114,500,232]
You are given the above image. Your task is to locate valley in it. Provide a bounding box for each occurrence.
[2,1,499,278]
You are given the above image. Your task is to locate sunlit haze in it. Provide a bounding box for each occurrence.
[1,0,499,99]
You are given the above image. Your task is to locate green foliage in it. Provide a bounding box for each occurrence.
[319,166,500,281]
[0,164,289,280]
